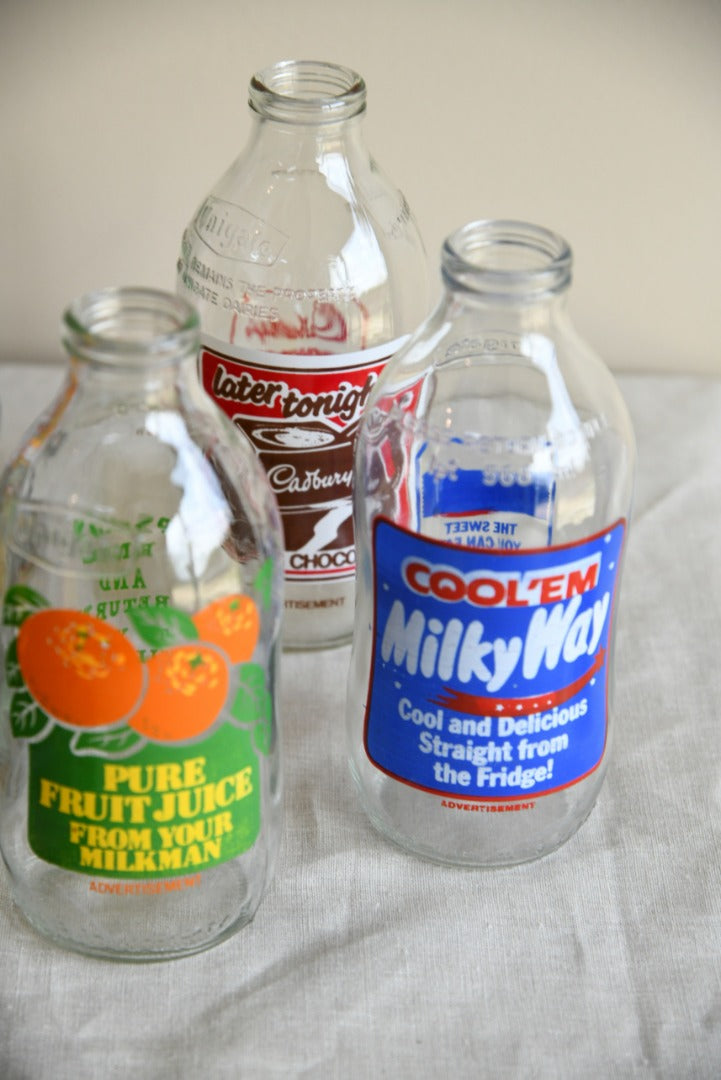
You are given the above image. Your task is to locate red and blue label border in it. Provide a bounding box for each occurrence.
[363,518,626,802]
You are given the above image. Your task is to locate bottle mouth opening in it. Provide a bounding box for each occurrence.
[249,60,366,123]
[442,220,572,298]
[63,287,199,366]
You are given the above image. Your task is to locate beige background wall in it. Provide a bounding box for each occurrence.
[1,0,719,374]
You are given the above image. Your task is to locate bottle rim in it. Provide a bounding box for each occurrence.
[63,287,200,366]
[249,60,366,124]
[442,220,573,299]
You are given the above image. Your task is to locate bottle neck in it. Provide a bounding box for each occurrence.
[248,60,366,125]
[63,288,199,382]
[440,220,573,329]
[245,60,368,158]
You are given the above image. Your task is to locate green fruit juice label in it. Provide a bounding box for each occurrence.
[3,573,274,880]
[27,723,260,878]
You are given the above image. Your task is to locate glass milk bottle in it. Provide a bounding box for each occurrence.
[0,287,283,959]
[347,220,635,866]
[177,59,428,649]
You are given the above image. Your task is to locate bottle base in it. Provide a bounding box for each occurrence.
[1,851,268,962]
[349,759,603,868]
[9,892,257,962]
[16,903,255,962]
[361,804,597,868]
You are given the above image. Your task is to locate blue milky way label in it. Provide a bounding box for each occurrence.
[364,518,625,800]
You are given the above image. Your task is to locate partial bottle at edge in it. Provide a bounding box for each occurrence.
[177,60,429,650]
[0,288,283,959]
[347,220,635,866]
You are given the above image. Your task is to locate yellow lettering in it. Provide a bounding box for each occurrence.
[152,763,185,792]
[58,786,85,817]
[102,763,144,793]
[234,766,253,799]
[69,821,86,844]
[183,757,207,787]
[126,851,157,872]
[126,828,153,851]
[69,823,152,851]
[79,847,103,869]
[158,848,183,870]
[153,793,176,823]
[157,826,175,848]
[211,811,233,838]
[39,778,61,808]
[182,843,204,866]
[102,757,207,795]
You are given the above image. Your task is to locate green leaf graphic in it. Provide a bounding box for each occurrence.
[5,639,23,689]
[253,558,273,611]
[231,662,272,727]
[70,725,145,758]
[10,691,50,739]
[126,604,198,649]
[3,585,49,627]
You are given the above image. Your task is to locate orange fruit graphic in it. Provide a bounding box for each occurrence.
[192,594,259,663]
[17,609,144,729]
[127,644,229,743]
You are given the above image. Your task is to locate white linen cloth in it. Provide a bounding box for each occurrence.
[0,366,719,1079]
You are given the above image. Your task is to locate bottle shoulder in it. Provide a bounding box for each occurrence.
[180,139,427,286]
[358,315,635,535]
[178,129,430,351]
[368,310,633,436]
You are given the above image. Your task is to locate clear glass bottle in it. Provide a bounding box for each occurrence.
[0,287,284,959]
[347,220,635,866]
[177,59,428,649]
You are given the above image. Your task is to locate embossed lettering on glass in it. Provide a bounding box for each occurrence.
[0,288,284,959]
[178,60,429,649]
